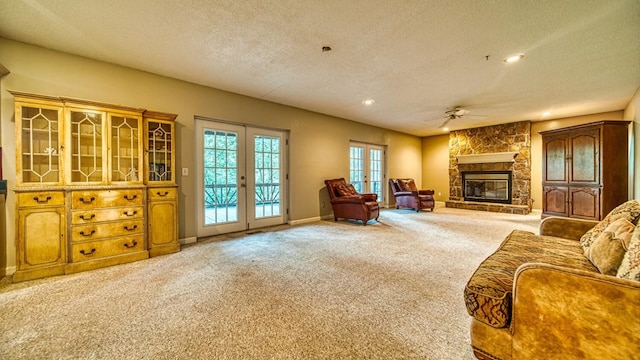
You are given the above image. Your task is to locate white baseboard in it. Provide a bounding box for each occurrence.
[288,216,324,225]
[180,236,198,245]
[3,266,16,276]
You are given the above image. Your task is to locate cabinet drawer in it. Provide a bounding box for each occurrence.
[17,191,65,207]
[70,235,144,262]
[70,206,144,225]
[148,187,177,200]
[71,219,144,242]
[71,189,144,209]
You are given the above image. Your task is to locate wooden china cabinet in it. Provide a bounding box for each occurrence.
[540,121,630,221]
[11,91,179,282]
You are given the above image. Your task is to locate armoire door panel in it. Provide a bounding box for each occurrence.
[569,187,600,220]
[569,129,599,184]
[543,137,567,183]
[543,186,569,217]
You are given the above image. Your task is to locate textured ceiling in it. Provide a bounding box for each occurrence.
[0,0,639,136]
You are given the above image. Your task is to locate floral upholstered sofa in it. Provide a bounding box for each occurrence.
[464,200,640,360]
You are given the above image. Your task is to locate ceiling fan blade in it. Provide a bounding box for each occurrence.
[439,116,453,128]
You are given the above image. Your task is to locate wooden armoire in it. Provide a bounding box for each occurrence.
[540,121,630,220]
[12,91,179,282]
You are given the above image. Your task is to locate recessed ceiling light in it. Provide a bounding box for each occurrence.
[362,99,375,106]
[542,111,552,117]
[504,53,524,64]
[442,127,449,132]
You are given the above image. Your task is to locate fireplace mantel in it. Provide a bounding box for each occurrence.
[456,152,518,164]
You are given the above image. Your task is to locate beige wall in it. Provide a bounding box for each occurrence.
[422,111,630,211]
[0,38,423,273]
[421,134,450,202]
[624,86,640,199]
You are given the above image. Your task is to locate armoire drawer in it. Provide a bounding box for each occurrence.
[147,187,177,200]
[70,235,144,262]
[17,191,65,208]
[70,219,144,242]
[71,189,144,209]
[70,206,144,225]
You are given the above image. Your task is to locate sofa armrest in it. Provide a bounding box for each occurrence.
[417,189,435,195]
[539,217,597,240]
[361,193,378,202]
[511,263,640,359]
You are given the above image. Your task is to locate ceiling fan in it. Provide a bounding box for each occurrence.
[438,107,481,128]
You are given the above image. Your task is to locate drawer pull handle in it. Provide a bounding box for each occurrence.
[124,240,138,249]
[80,230,96,236]
[124,225,138,231]
[79,214,96,221]
[33,195,52,204]
[157,191,169,197]
[80,197,96,204]
[124,210,138,217]
[124,194,138,201]
[80,248,96,256]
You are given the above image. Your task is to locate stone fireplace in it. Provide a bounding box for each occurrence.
[445,121,532,214]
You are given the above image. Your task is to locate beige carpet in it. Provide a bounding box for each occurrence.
[0,207,540,359]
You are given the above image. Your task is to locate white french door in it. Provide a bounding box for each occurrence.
[195,119,287,237]
[349,142,385,203]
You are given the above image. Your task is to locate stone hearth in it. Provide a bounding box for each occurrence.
[446,121,532,214]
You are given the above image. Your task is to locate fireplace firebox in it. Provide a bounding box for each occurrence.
[462,171,512,204]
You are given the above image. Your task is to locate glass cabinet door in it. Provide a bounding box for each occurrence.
[147,120,174,182]
[110,113,142,183]
[67,108,105,183]
[17,103,64,185]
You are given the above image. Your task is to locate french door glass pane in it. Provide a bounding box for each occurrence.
[349,146,364,193]
[370,148,383,200]
[254,135,281,218]
[203,130,238,225]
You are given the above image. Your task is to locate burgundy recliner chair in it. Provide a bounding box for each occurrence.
[389,178,435,212]
[324,178,380,225]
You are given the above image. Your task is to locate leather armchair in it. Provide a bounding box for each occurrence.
[389,178,435,212]
[324,178,380,225]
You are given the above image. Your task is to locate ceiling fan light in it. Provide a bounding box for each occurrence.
[504,53,524,64]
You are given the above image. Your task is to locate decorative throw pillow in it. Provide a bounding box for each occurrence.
[580,200,640,256]
[617,224,640,281]
[587,218,635,275]
[399,179,416,192]
[335,183,357,197]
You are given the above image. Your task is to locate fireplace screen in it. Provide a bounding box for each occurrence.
[462,171,512,204]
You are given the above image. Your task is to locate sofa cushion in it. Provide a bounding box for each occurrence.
[580,200,640,255]
[617,223,640,281]
[464,230,597,328]
[588,219,635,275]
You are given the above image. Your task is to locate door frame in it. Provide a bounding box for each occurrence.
[194,117,289,238]
[349,141,386,204]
